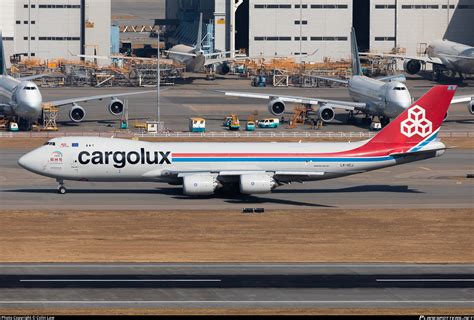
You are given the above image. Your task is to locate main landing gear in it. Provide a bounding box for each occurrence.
[57,179,67,194]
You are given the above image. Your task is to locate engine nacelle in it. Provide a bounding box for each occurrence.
[69,105,86,123]
[268,99,286,116]
[108,99,124,116]
[183,175,220,196]
[318,106,335,123]
[218,62,231,75]
[469,99,474,115]
[239,174,276,195]
[403,60,422,75]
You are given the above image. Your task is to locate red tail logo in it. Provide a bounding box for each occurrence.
[400,105,433,138]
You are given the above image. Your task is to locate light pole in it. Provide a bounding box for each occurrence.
[299,0,302,64]
[157,29,161,130]
[28,0,31,59]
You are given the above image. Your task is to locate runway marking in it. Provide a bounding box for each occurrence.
[20,279,222,283]
[377,279,474,282]
[0,300,472,305]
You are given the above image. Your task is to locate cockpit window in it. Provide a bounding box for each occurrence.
[23,86,37,90]
[44,142,56,146]
[394,87,406,91]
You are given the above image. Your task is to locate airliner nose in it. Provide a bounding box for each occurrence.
[18,150,41,173]
[18,152,32,170]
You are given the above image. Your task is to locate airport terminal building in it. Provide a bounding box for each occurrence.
[0,0,111,67]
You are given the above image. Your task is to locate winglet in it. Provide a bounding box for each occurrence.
[0,31,7,75]
[351,28,362,76]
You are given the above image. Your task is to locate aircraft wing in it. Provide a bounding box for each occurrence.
[18,73,55,81]
[438,54,474,60]
[359,52,443,65]
[223,91,367,111]
[451,95,473,104]
[306,75,349,85]
[164,50,197,58]
[44,91,155,108]
[206,50,320,67]
[145,170,364,183]
[76,54,158,61]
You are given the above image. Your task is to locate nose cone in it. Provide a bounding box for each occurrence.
[18,150,44,174]
[15,86,43,120]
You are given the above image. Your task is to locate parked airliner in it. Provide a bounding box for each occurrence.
[224,28,412,127]
[19,85,456,195]
[0,32,153,130]
[360,39,474,81]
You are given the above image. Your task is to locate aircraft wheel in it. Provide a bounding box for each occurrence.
[58,186,67,195]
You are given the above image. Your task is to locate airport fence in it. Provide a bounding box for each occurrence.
[1,130,473,139]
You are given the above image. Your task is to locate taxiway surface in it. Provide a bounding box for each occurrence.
[0,263,472,309]
[38,77,474,133]
[1,148,472,210]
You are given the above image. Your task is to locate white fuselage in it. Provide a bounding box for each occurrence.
[167,44,206,72]
[18,137,443,185]
[427,40,474,74]
[348,76,412,118]
[0,75,42,121]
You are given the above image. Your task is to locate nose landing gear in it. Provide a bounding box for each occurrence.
[57,179,67,194]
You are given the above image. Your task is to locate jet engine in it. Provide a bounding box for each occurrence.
[239,174,276,195]
[403,60,422,75]
[318,106,335,123]
[108,99,124,116]
[183,175,220,196]
[69,105,86,123]
[469,99,474,115]
[218,62,231,75]
[268,98,286,116]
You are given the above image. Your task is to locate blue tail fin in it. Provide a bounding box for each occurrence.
[351,28,362,76]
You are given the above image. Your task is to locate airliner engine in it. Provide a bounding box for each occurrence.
[218,62,231,75]
[469,99,474,115]
[239,174,276,195]
[318,106,336,123]
[69,105,86,122]
[183,175,220,196]
[403,60,422,75]
[108,99,124,116]
[268,98,286,116]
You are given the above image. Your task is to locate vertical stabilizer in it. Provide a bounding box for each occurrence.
[196,12,203,52]
[0,31,7,75]
[351,28,362,76]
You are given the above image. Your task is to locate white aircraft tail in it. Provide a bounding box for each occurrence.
[195,12,203,52]
[350,28,362,76]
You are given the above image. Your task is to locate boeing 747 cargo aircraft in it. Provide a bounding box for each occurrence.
[19,85,456,195]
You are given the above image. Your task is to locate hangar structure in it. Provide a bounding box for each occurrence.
[0,0,111,67]
[166,0,474,62]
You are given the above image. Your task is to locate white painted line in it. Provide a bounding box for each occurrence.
[20,279,221,282]
[377,279,474,282]
[0,300,472,304]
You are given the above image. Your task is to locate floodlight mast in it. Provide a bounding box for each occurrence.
[157,30,161,129]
